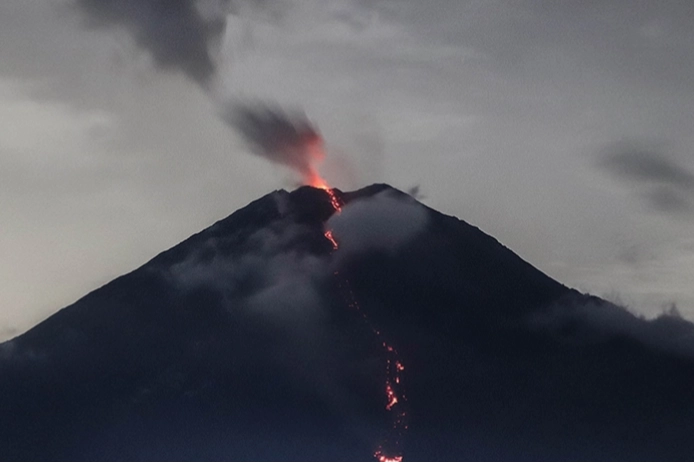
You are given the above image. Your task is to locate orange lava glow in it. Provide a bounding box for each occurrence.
[307,170,330,190]
[314,180,343,212]
[324,230,338,250]
[317,135,405,461]
[385,383,398,411]
[374,449,404,462]
[303,138,342,213]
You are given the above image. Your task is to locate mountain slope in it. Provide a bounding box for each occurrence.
[2,184,694,460]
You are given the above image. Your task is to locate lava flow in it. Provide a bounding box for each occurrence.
[317,183,408,462]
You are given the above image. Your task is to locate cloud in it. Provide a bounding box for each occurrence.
[169,216,329,310]
[327,190,428,258]
[597,142,694,215]
[599,146,694,187]
[530,297,694,357]
[73,2,331,187]
[162,191,376,437]
[166,187,430,330]
[75,0,230,88]
[643,185,692,213]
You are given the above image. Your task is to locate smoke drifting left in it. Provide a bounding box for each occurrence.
[222,104,329,188]
[76,0,329,187]
[76,0,228,89]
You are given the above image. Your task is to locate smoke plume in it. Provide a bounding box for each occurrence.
[76,0,230,89]
[222,104,327,186]
[76,0,329,185]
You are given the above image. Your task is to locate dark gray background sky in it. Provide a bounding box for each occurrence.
[1,0,694,341]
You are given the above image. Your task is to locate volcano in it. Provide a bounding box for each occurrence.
[3,184,694,461]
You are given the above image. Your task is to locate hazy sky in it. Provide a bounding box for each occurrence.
[2,0,694,341]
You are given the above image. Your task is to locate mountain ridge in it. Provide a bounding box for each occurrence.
[3,183,694,460]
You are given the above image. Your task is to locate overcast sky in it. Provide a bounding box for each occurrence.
[2,0,694,341]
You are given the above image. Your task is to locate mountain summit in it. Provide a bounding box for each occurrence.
[2,184,694,460]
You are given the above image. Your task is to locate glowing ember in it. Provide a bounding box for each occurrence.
[304,138,342,212]
[302,133,338,200]
[374,449,404,462]
[324,230,338,250]
[313,181,343,213]
[385,383,398,410]
[308,171,330,190]
[327,189,343,212]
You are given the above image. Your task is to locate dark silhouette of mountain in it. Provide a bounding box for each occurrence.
[2,184,694,461]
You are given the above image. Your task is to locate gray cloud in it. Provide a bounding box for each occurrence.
[327,191,428,258]
[170,221,326,298]
[598,143,694,215]
[222,103,326,185]
[600,146,694,188]
[530,299,694,358]
[644,186,692,214]
[75,0,230,88]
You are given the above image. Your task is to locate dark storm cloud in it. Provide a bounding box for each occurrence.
[598,143,694,214]
[75,0,230,88]
[222,103,325,183]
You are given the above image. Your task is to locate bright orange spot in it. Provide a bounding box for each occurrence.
[304,149,342,213]
[308,171,330,190]
[303,134,342,216]
[324,230,338,250]
[385,384,398,411]
[374,449,403,462]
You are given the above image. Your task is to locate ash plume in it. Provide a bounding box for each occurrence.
[75,0,329,185]
[223,103,326,185]
[75,0,231,89]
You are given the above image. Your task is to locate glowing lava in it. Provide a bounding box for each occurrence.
[385,383,398,411]
[374,449,404,462]
[320,184,407,462]
[308,171,330,191]
[324,229,339,250]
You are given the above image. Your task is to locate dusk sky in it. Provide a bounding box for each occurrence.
[2,0,694,341]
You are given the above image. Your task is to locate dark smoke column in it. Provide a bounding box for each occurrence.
[76,0,229,89]
[222,104,330,187]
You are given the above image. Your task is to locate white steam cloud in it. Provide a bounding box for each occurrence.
[327,191,429,258]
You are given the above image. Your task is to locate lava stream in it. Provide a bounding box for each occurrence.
[324,230,339,250]
[319,186,407,462]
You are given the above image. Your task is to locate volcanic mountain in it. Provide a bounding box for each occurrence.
[2,184,694,461]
